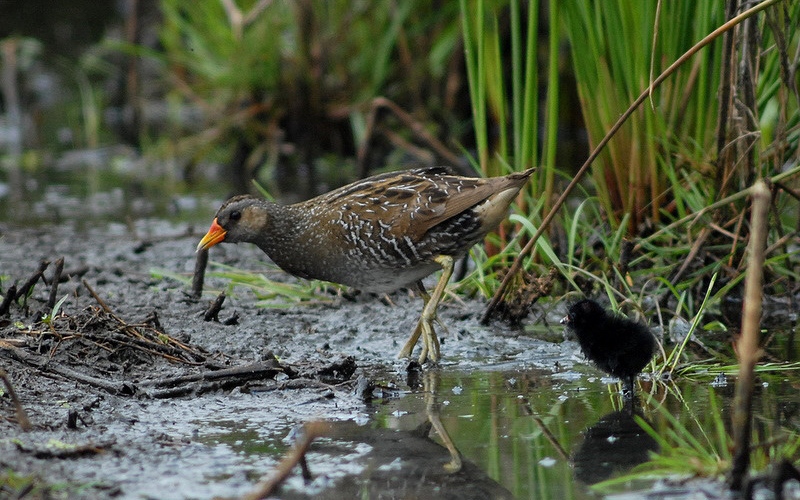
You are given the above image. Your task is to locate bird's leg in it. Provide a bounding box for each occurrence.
[397,256,453,363]
[398,281,447,358]
[397,282,428,360]
[415,255,451,363]
[622,376,636,399]
[412,281,451,333]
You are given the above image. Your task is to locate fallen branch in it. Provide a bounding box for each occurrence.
[140,359,282,388]
[1,341,137,395]
[15,439,115,459]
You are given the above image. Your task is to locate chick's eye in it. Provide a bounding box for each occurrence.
[230,210,241,221]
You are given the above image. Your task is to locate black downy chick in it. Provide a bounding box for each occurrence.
[560,299,656,395]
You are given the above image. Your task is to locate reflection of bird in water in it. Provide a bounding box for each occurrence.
[422,369,462,473]
[561,299,656,395]
[251,418,512,500]
[249,369,510,499]
[571,408,659,484]
[198,167,534,364]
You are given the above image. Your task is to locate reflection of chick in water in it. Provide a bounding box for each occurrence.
[571,408,659,484]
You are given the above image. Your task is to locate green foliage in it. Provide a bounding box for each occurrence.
[592,387,800,492]
[40,294,69,326]
[153,0,463,184]
[561,2,725,233]
[459,0,552,199]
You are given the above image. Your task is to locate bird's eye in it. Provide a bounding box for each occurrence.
[230,210,241,221]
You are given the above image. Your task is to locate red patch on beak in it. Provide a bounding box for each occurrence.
[197,218,227,251]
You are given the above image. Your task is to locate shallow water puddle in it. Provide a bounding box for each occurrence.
[183,363,796,499]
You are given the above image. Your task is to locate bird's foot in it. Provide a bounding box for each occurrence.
[398,316,441,364]
[417,316,440,364]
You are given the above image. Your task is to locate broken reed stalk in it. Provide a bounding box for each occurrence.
[14,259,49,302]
[0,285,16,316]
[203,291,226,322]
[0,368,32,431]
[46,257,65,310]
[191,248,208,300]
[729,180,770,491]
[481,0,784,323]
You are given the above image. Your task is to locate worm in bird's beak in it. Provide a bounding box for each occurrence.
[197,218,227,251]
[559,315,571,326]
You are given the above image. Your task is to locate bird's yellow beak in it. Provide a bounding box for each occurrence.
[197,218,227,251]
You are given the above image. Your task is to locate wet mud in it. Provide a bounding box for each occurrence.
[0,220,571,498]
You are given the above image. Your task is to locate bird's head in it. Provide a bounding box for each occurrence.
[560,299,605,330]
[197,195,268,251]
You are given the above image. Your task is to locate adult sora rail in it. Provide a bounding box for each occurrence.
[198,166,534,364]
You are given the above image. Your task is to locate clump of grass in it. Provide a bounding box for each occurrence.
[561,2,725,234]
[459,0,555,234]
[0,469,49,498]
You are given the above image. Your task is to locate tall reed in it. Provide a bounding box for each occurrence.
[459,0,556,208]
[561,2,724,235]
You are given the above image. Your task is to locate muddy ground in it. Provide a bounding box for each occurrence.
[0,219,575,499]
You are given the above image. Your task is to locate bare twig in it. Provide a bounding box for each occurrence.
[82,280,207,364]
[82,280,112,314]
[357,97,465,178]
[14,260,50,302]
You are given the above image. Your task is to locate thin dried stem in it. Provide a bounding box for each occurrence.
[729,180,770,490]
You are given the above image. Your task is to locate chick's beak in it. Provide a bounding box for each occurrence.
[197,218,227,251]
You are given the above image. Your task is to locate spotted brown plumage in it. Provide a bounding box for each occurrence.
[198,166,534,363]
